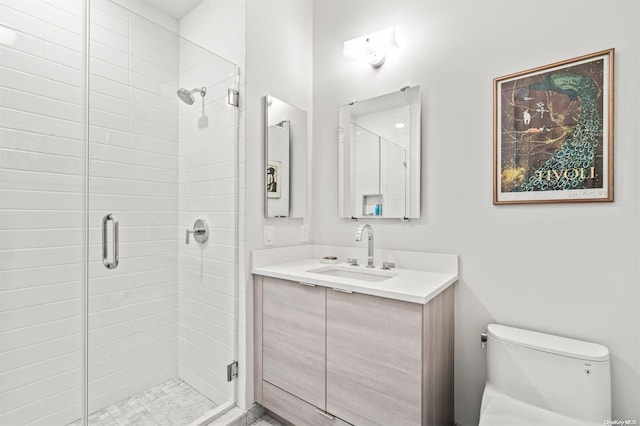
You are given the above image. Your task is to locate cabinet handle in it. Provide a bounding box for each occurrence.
[298,282,316,287]
[331,287,353,294]
[315,408,335,420]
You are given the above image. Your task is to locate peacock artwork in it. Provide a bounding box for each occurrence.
[493,49,614,204]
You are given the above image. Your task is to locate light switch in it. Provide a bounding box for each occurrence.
[300,225,309,242]
[264,226,274,246]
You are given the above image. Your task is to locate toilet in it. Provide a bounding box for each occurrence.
[479,324,611,426]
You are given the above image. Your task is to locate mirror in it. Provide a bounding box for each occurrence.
[265,95,308,218]
[339,86,421,219]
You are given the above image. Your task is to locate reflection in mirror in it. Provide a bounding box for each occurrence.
[339,86,421,219]
[265,95,307,218]
[267,121,290,216]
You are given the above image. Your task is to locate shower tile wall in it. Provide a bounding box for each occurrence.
[0,0,85,424]
[176,37,237,406]
[380,142,407,218]
[178,0,246,408]
[1,0,239,423]
[87,0,180,414]
[351,127,379,216]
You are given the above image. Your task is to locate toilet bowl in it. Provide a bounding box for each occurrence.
[479,324,611,426]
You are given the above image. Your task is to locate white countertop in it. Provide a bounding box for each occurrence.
[252,258,458,304]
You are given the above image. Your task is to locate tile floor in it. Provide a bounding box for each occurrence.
[248,415,282,426]
[68,378,218,426]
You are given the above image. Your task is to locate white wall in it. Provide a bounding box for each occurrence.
[244,0,313,407]
[245,0,313,247]
[0,0,85,423]
[312,1,640,425]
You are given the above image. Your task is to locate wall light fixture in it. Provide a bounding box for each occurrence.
[343,27,399,68]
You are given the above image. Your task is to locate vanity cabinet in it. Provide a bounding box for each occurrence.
[254,275,454,426]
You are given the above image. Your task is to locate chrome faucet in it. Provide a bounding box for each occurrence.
[355,224,375,268]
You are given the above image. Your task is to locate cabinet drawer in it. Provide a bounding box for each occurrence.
[263,381,351,426]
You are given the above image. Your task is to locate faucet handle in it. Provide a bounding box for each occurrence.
[346,258,358,266]
[381,261,396,270]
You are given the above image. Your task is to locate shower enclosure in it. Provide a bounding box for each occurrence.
[0,0,239,424]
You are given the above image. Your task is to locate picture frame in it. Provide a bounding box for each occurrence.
[266,160,281,199]
[493,49,614,205]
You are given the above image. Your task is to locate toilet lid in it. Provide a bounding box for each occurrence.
[479,394,603,426]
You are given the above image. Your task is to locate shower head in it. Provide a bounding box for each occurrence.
[177,87,206,105]
[177,88,195,105]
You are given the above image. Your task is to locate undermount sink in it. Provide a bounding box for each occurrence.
[307,266,395,282]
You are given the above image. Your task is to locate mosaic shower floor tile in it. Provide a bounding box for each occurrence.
[67,378,218,426]
[248,415,282,426]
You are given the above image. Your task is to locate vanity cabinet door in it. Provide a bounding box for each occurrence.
[326,290,423,426]
[262,277,326,409]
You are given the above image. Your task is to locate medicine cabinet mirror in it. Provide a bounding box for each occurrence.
[338,86,421,219]
[264,95,308,218]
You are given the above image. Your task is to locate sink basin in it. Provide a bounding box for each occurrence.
[307,266,395,282]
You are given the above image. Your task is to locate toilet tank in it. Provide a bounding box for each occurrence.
[485,324,611,422]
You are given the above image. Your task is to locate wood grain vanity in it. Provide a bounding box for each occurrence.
[253,271,454,426]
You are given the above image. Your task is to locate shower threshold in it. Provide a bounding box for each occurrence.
[68,378,223,426]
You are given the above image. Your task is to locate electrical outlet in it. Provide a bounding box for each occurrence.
[263,226,274,246]
[300,225,309,242]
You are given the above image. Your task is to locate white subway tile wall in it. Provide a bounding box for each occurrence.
[178,0,246,409]
[0,0,240,423]
[177,36,237,406]
[380,140,407,218]
[0,0,85,424]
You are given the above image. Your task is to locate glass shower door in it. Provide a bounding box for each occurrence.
[86,1,239,424]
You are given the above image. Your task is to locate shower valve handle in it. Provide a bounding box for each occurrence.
[185,219,209,245]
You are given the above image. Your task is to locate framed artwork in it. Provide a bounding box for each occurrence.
[493,49,614,204]
[266,160,281,198]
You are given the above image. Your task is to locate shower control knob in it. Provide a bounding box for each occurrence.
[186,219,209,244]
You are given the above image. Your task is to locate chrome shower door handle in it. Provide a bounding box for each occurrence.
[102,214,119,269]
